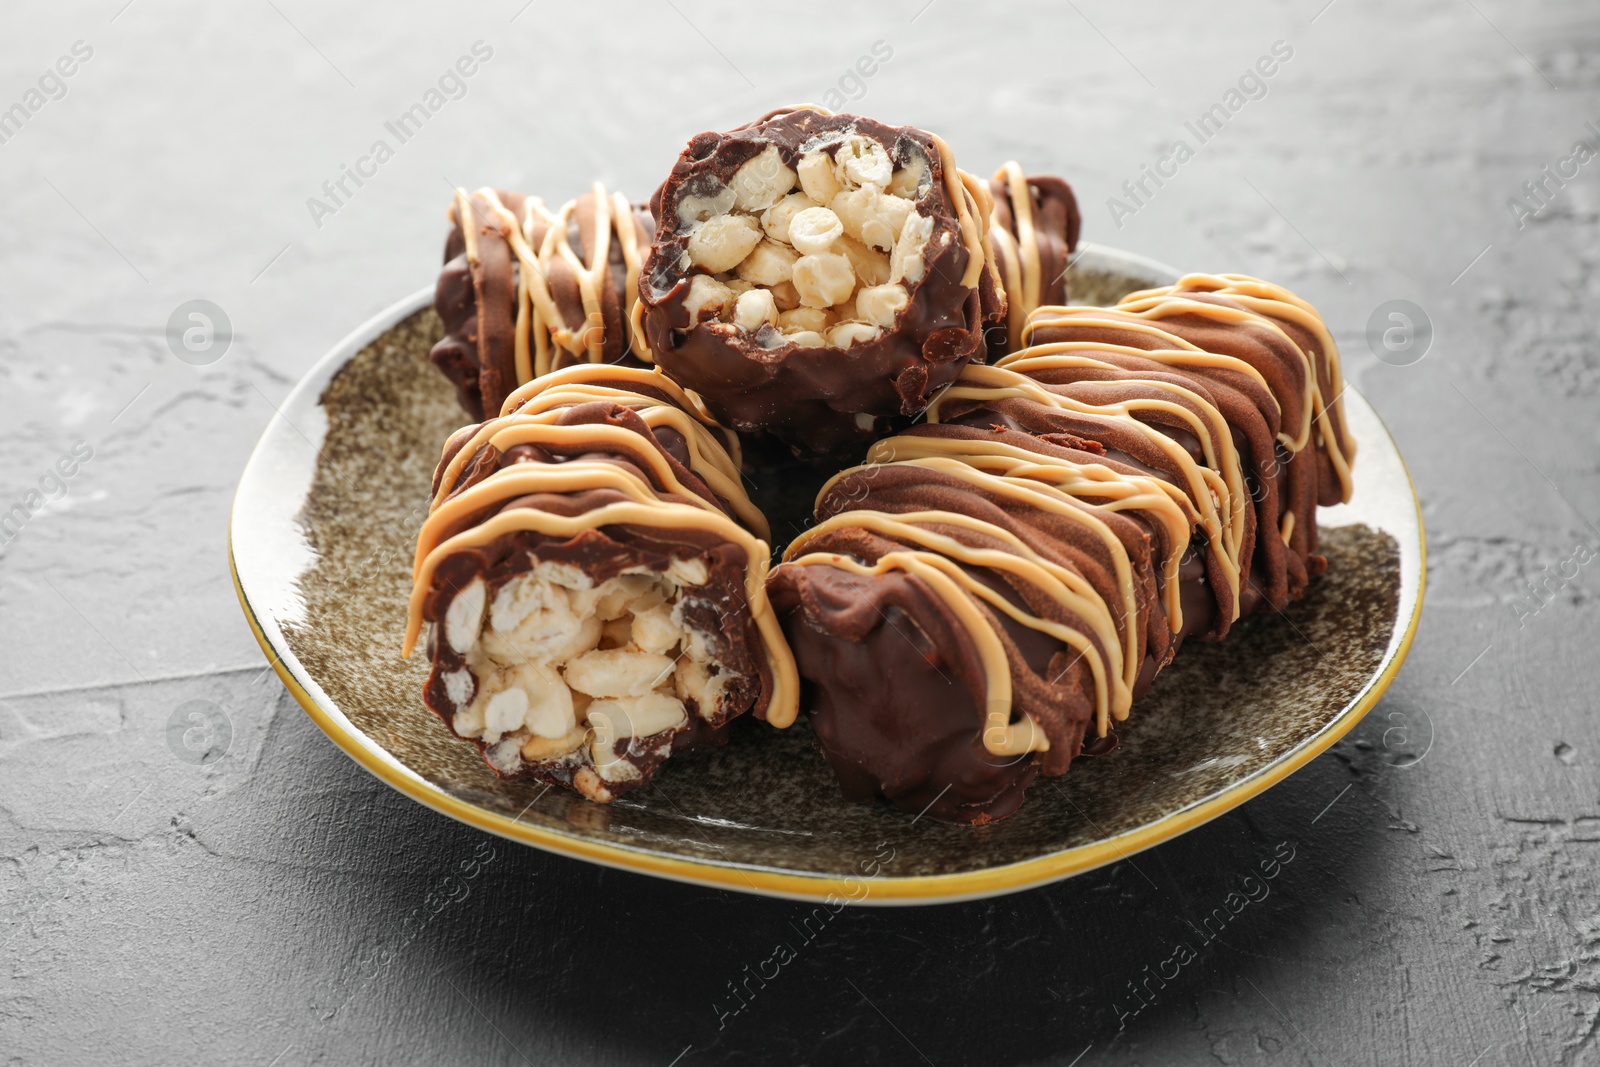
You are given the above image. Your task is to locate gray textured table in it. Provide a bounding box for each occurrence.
[3,2,1597,1064]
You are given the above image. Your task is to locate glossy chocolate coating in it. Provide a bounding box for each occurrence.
[430,188,655,420]
[417,395,774,800]
[771,421,1205,823]
[639,107,1003,455]
[771,304,1347,823]
[986,167,1082,355]
[1021,301,1326,612]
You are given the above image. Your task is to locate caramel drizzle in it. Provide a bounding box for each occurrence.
[785,532,1053,755]
[453,183,651,390]
[846,433,1196,626]
[1061,297,1312,452]
[788,475,1140,750]
[795,275,1349,749]
[403,366,799,728]
[987,160,1042,353]
[1117,272,1356,503]
[824,469,1128,711]
[498,363,738,459]
[938,145,995,291]
[424,367,766,545]
[929,361,1246,616]
[407,498,798,728]
[995,341,1253,558]
[786,370,1216,749]
[1018,312,1276,415]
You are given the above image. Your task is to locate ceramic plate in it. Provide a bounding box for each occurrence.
[231,243,1424,905]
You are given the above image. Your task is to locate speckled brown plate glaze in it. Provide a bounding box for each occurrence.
[231,243,1424,905]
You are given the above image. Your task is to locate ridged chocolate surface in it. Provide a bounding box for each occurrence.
[431,187,655,420]
[771,275,1354,822]
[986,164,1082,354]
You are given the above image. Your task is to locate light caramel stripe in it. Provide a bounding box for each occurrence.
[405,360,786,726]
[456,184,648,391]
[793,510,1117,678]
[440,365,755,533]
[632,408,754,524]
[990,161,1041,352]
[854,434,1195,628]
[507,195,558,385]
[928,363,1244,616]
[482,417,761,540]
[454,385,752,535]
[500,364,737,461]
[501,378,741,475]
[443,423,710,517]
[540,182,611,372]
[989,223,1024,349]
[994,345,1252,564]
[460,189,565,374]
[940,150,992,291]
[1020,310,1278,415]
[1201,277,1354,503]
[404,498,799,728]
[413,424,686,579]
[827,458,1137,699]
[1120,272,1355,502]
[432,407,579,513]
[1102,295,1313,451]
[627,292,655,364]
[416,460,670,574]
[424,417,765,578]
[986,352,1245,532]
[1022,309,1209,353]
[791,506,1127,734]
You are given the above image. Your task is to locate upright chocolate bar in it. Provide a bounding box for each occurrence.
[431,184,655,420]
[636,105,1004,454]
[986,161,1082,355]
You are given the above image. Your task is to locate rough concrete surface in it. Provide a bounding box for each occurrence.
[2,1,1598,1064]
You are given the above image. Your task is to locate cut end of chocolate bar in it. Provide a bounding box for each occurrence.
[664,134,937,349]
[406,364,794,803]
[427,548,754,802]
[639,106,1003,454]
